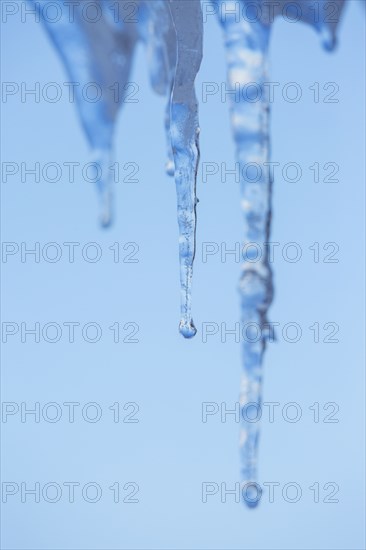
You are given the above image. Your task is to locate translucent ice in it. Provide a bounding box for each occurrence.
[30,0,346,507]
[214,0,345,506]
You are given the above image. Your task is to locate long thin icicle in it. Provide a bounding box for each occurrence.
[217,4,272,507]
[215,0,346,506]
[168,0,203,338]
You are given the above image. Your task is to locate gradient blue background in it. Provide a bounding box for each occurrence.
[1,1,365,548]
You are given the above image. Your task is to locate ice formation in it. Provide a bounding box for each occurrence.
[30,0,346,506]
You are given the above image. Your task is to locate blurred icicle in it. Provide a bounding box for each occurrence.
[30,0,139,227]
[216,4,272,507]
[214,0,345,506]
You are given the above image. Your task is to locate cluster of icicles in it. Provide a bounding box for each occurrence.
[32,0,346,507]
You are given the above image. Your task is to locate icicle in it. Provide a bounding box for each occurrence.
[216,3,272,507]
[31,0,347,506]
[138,1,177,176]
[30,0,138,226]
[215,0,345,507]
[168,0,203,338]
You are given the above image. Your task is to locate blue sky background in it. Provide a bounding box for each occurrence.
[1,1,365,549]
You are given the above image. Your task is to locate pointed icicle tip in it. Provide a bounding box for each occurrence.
[179,319,197,339]
[100,214,112,229]
[99,196,113,229]
[242,482,262,509]
[165,161,175,177]
[320,27,338,52]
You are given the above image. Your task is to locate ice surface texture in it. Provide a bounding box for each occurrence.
[214,0,345,507]
[30,0,345,506]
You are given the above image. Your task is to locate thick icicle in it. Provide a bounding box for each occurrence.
[30,0,138,226]
[168,0,203,338]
